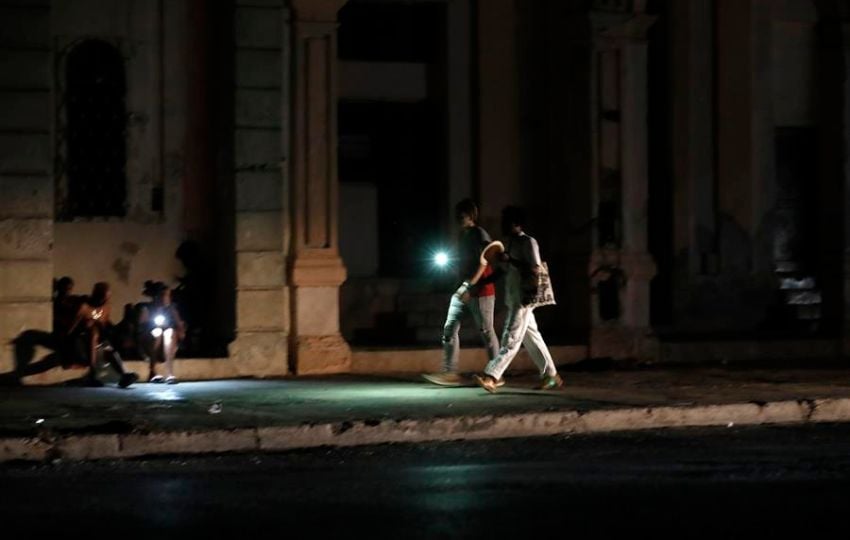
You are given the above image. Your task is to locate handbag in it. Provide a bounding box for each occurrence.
[523,261,556,308]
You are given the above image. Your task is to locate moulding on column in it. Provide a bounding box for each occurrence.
[289,0,346,22]
[289,254,347,287]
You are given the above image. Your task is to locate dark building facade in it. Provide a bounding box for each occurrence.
[2,0,850,380]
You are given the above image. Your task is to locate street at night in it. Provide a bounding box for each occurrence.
[5,1,850,538]
[3,424,850,537]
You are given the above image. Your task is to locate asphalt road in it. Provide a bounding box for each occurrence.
[3,424,850,538]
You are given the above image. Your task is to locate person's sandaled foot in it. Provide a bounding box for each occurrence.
[165,375,178,385]
[149,375,165,384]
[537,373,563,390]
[474,374,499,394]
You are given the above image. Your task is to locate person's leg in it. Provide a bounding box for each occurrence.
[423,296,468,386]
[441,296,466,372]
[85,327,103,386]
[141,335,163,382]
[521,311,558,379]
[104,345,140,388]
[470,296,499,361]
[104,344,126,375]
[163,329,178,382]
[482,306,532,382]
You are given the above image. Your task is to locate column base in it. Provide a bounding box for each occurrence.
[590,326,658,363]
[230,331,289,377]
[292,334,351,375]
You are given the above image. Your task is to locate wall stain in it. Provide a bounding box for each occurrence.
[112,257,131,284]
[119,241,140,256]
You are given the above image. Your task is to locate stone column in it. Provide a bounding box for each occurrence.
[447,0,472,213]
[818,20,850,351]
[229,0,290,377]
[0,2,53,373]
[476,0,522,230]
[288,0,351,374]
[589,11,657,360]
[670,0,717,278]
[716,0,775,273]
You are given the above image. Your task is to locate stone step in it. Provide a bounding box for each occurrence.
[785,289,822,306]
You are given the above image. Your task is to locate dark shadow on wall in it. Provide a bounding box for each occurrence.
[0,331,60,386]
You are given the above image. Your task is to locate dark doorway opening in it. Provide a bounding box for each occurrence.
[339,101,446,278]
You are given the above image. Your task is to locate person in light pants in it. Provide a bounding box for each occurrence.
[475,206,562,393]
[423,199,500,387]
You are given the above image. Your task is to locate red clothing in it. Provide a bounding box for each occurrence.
[475,265,496,297]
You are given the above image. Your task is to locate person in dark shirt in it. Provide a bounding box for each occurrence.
[423,199,500,387]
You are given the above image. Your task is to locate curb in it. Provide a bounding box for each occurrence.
[2,397,848,463]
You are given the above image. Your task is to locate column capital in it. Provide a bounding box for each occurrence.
[290,0,347,22]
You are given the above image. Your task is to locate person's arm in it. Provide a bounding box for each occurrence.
[66,303,90,336]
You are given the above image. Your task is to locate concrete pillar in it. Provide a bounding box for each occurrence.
[476,0,522,230]
[589,11,657,360]
[288,0,351,374]
[447,0,472,213]
[229,0,290,377]
[670,0,717,277]
[0,1,53,372]
[716,0,776,273]
[818,20,850,350]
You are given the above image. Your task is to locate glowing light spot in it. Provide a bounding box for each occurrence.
[434,252,450,268]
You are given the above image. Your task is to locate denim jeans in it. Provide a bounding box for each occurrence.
[441,294,499,372]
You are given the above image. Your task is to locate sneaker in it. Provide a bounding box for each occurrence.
[118,372,139,389]
[474,374,499,394]
[422,372,463,387]
[165,375,178,385]
[537,373,564,390]
[149,375,165,384]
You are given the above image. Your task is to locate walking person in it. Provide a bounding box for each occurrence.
[423,199,500,387]
[474,206,562,393]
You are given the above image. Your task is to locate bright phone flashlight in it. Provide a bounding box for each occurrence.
[433,251,450,268]
[154,314,166,327]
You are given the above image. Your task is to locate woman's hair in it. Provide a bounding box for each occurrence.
[143,280,169,299]
[454,198,479,223]
[54,276,74,297]
[501,206,527,229]
[89,282,110,307]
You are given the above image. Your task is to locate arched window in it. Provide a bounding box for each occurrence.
[65,40,127,217]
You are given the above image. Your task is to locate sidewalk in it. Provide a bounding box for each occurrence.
[3,367,850,462]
